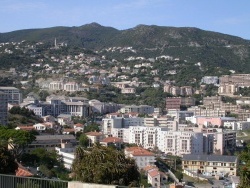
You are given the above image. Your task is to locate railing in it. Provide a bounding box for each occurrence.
[0,174,68,188]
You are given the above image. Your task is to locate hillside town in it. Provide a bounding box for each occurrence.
[1,39,250,188]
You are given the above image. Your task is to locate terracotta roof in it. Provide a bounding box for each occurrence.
[85,131,103,136]
[74,123,84,127]
[143,165,157,172]
[16,126,35,131]
[16,164,34,177]
[148,169,160,177]
[101,137,122,143]
[126,147,155,156]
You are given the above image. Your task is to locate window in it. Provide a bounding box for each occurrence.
[182,140,188,150]
[167,139,173,148]
[148,134,154,145]
[135,134,141,144]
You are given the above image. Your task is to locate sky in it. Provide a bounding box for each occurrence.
[1,0,250,40]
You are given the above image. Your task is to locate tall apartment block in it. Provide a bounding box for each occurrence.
[0,86,22,104]
[0,91,8,125]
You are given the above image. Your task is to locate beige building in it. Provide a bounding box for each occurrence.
[182,154,238,177]
[85,131,104,145]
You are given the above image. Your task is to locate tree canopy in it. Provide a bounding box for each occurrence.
[238,143,250,188]
[0,144,18,174]
[0,127,36,159]
[72,145,140,186]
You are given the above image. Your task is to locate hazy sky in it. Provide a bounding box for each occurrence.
[1,0,250,39]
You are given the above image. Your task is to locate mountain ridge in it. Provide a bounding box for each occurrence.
[0,23,250,74]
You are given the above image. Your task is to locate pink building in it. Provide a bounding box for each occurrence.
[196,116,236,127]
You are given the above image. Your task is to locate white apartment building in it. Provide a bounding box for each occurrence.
[119,105,154,114]
[64,82,79,92]
[121,88,136,94]
[0,86,22,104]
[26,104,43,117]
[89,99,123,114]
[112,125,203,156]
[102,117,144,135]
[224,121,250,130]
[103,116,178,136]
[158,131,203,156]
[49,81,64,90]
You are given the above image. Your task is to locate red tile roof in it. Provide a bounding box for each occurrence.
[74,123,84,127]
[101,137,122,143]
[126,147,155,156]
[143,165,157,172]
[16,126,35,131]
[16,164,34,177]
[148,169,160,177]
[85,131,103,136]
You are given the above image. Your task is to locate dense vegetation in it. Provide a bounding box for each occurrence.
[0,127,36,159]
[238,143,250,188]
[72,145,140,186]
[1,23,250,73]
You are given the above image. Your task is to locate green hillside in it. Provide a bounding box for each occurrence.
[0,23,250,73]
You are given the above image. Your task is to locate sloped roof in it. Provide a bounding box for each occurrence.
[16,164,34,177]
[182,154,237,163]
[101,137,122,143]
[85,131,103,136]
[148,169,160,177]
[126,147,154,156]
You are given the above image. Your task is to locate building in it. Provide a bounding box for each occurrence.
[85,131,104,145]
[100,137,123,149]
[166,97,195,111]
[148,169,161,188]
[195,116,236,127]
[119,105,154,114]
[26,135,77,152]
[158,131,203,156]
[219,74,250,87]
[89,99,123,114]
[0,91,8,125]
[121,88,136,94]
[182,154,238,177]
[187,106,226,117]
[0,86,22,104]
[201,76,219,85]
[102,116,144,135]
[124,147,155,169]
[224,121,250,130]
[55,142,75,170]
[213,131,236,155]
[64,82,79,92]
[21,95,90,118]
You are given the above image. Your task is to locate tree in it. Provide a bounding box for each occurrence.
[0,144,18,174]
[0,127,36,159]
[72,145,140,186]
[238,143,250,188]
[79,134,90,148]
[84,123,100,133]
